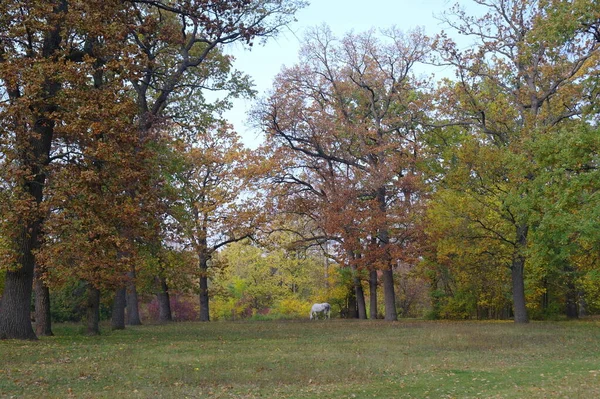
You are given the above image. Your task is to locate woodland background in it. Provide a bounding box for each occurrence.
[0,0,599,340]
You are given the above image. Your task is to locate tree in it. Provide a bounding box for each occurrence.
[526,123,600,318]
[112,0,306,328]
[0,0,138,340]
[171,123,265,321]
[433,0,600,323]
[210,238,328,320]
[0,0,306,339]
[258,26,430,320]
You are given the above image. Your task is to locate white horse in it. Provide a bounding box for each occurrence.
[309,303,331,320]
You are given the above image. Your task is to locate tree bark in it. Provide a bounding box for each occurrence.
[382,267,398,321]
[578,291,587,317]
[126,267,142,325]
[511,224,529,324]
[156,276,172,322]
[353,271,367,319]
[0,253,37,340]
[34,271,53,337]
[111,288,126,330]
[564,265,579,319]
[86,285,100,336]
[347,287,358,319]
[376,187,398,321]
[199,251,210,322]
[369,269,378,319]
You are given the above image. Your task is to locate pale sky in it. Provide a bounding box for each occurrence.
[223,0,463,147]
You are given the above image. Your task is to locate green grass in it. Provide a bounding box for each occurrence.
[1,319,600,398]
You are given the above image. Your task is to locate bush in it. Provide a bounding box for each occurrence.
[273,297,311,319]
[49,280,112,322]
[50,280,87,323]
[143,294,198,322]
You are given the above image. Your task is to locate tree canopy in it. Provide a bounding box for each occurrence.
[1,0,599,339]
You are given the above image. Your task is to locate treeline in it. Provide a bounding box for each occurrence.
[1,0,599,340]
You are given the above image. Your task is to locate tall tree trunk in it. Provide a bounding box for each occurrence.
[511,224,529,324]
[353,270,367,319]
[86,285,100,336]
[578,291,587,317]
[111,288,126,330]
[376,187,398,321]
[369,269,378,319]
[564,264,579,319]
[126,267,142,325]
[156,276,172,322]
[347,287,358,319]
[199,251,210,322]
[382,267,398,321]
[34,270,53,337]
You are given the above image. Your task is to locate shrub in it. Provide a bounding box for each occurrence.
[144,294,198,322]
[273,297,311,318]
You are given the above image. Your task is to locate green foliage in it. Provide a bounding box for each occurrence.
[209,240,334,320]
[48,279,111,323]
[581,270,600,313]
[272,297,312,319]
[49,279,87,323]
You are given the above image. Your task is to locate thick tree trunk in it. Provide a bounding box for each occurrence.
[199,253,210,322]
[0,253,37,340]
[369,269,378,319]
[111,288,126,330]
[511,224,529,324]
[34,271,53,337]
[126,267,142,325]
[156,276,172,322]
[86,285,100,336]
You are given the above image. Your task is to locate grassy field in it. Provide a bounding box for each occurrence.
[1,319,599,398]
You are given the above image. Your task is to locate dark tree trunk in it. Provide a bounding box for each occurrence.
[353,272,367,319]
[376,187,397,321]
[111,288,126,330]
[369,269,378,319]
[347,287,358,319]
[126,267,142,325]
[578,291,587,318]
[565,291,579,319]
[86,285,100,336]
[541,278,549,312]
[564,265,578,319]
[511,224,529,324]
[0,0,65,342]
[34,271,53,337]
[199,252,210,322]
[382,267,398,321]
[156,276,172,322]
[0,253,37,340]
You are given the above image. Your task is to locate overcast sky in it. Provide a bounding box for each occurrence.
[222,0,465,147]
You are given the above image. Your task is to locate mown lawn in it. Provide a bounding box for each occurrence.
[1,319,599,398]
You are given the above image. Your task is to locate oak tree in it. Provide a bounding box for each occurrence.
[433,0,600,322]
